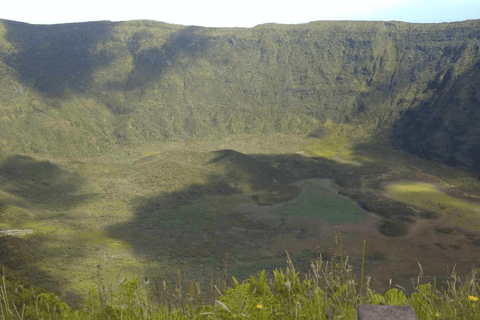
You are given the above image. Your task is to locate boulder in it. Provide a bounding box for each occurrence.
[357,304,418,320]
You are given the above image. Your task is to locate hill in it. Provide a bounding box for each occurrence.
[0,18,479,173]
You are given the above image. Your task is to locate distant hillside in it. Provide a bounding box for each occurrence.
[0,19,479,173]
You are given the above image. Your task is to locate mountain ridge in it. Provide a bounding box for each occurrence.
[0,18,479,173]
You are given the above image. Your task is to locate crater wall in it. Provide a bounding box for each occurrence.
[0,19,479,173]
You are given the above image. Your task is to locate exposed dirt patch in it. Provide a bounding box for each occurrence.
[6,237,34,253]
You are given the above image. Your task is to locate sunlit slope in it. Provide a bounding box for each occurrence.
[382,181,480,229]
[0,19,479,165]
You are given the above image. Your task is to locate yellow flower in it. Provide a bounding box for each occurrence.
[257,305,263,309]
[469,296,478,301]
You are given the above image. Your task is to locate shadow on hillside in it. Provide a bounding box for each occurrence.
[103,145,458,297]
[0,20,212,117]
[127,26,210,90]
[0,154,98,311]
[0,20,115,97]
[0,155,95,210]
[388,60,480,178]
[97,26,212,116]
[1,140,479,309]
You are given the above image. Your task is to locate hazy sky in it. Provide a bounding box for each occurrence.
[2,0,479,27]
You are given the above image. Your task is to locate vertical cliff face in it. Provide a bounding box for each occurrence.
[390,59,480,173]
[0,19,479,172]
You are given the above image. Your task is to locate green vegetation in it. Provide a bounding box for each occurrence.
[1,17,480,319]
[0,227,478,319]
[1,133,480,319]
[269,183,368,225]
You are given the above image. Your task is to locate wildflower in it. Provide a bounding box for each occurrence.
[469,296,478,301]
[257,305,263,309]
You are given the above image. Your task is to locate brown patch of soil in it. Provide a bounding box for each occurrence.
[6,237,34,253]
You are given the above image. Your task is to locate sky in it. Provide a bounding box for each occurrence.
[2,0,479,28]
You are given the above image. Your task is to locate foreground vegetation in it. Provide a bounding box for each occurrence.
[0,226,478,319]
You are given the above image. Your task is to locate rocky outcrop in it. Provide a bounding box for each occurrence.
[0,19,479,174]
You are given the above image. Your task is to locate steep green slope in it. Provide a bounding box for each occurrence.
[0,19,479,173]
[390,59,480,172]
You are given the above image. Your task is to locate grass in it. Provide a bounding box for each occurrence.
[0,226,479,319]
[1,133,480,319]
